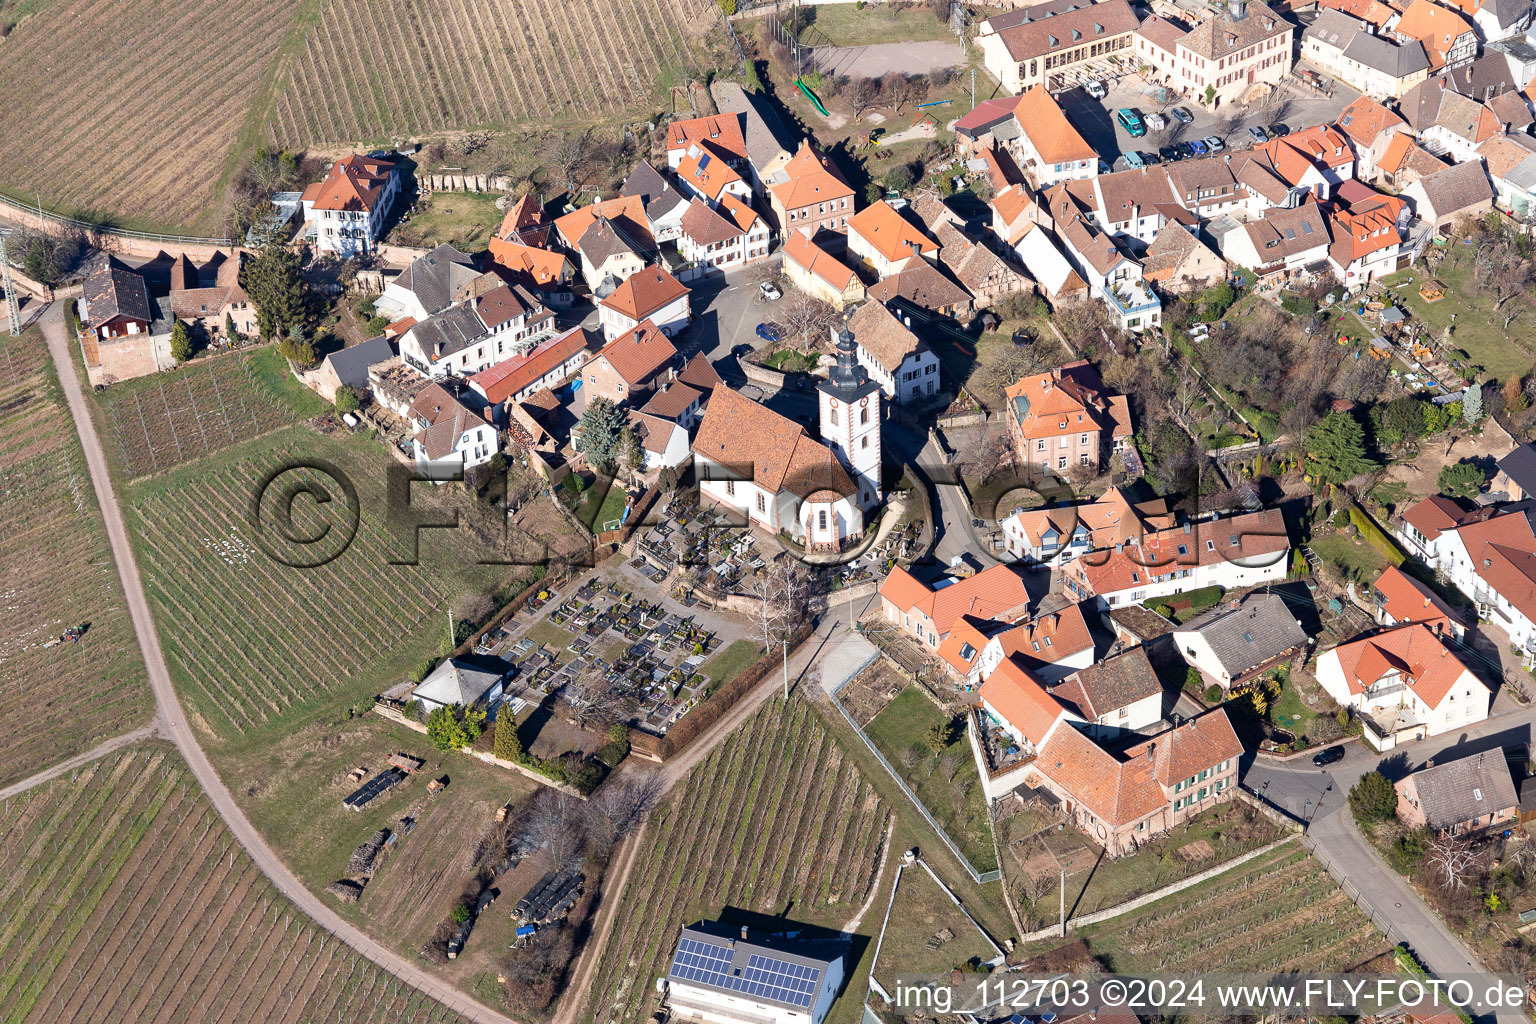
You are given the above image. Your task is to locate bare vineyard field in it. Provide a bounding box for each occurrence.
[97,346,325,480]
[0,331,150,786]
[125,427,511,744]
[0,0,305,233]
[1054,845,1390,975]
[584,697,891,1024]
[0,743,466,1024]
[270,0,730,145]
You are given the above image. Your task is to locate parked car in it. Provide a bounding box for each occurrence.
[1084,78,1107,99]
[1203,135,1225,152]
[1123,150,1145,169]
[1141,149,1162,164]
[759,281,782,301]
[1175,141,1197,159]
[1187,139,1208,156]
[1269,123,1290,137]
[756,322,783,343]
[1170,106,1195,124]
[1145,111,1168,131]
[1312,746,1346,767]
[1159,145,1181,162]
[1247,125,1269,144]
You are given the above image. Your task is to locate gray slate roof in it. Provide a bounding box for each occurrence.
[621,162,687,222]
[410,302,489,359]
[394,244,479,317]
[1174,592,1307,678]
[712,81,796,175]
[1342,32,1429,78]
[1303,8,1362,50]
[1498,442,1536,496]
[324,335,398,391]
[413,657,504,708]
[82,257,152,327]
[1413,159,1495,218]
[1405,751,1517,830]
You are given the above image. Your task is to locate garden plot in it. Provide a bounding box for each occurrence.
[583,697,891,1024]
[0,743,465,1024]
[0,331,151,786]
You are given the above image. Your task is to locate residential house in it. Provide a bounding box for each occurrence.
[780,232,866,310]
[1377,131,1451,189]
[1304,9,1431,99]
[1476,132,1536,214]
[1495,441,1536,500]
[1402,158,1497,230]
[1327,185,1410,285]
[845,201,939,278]
[1395,752,1518,835]
[769,141,855,238]
[878,563,1032,650]
[597,265,691,341]
[1061,508,1292,609]
[626,409,694,477]
[1009,86,1100,187]
[620,162,690,243]
[1002,487,1176,566]
[1370,564,1465,639]
[1395,493,1473,563]
[1315,623,1491,749]
[1401,79,1503,160]
[552,196,656,290]
[692,387,864,551]
[1249,125,1358,199]
[1394,0,1478,69]
[866,262,973,319]
[1051,645,1166,736]
[675,142,754,209]
[487,241,576,307]
[975,0,1141,95]
[1013,227,1089,302]
[1043,186,1161,330]
[1318,0,1402,32]
[677,195,769,270]
[933,222,1032,307]
[710,80,797,191]
[412,657,505,714]
[844,300,940,405]
[490,192,549,248]
[1336,95,1411,181]
[1141,222,1227,293]
[407,382,498,479]
[1441,0,1535,40]
[376,244,479,322]
[300,154,399,257]
[665,114,749,172]
[1172,592,1309,691]
[1165,158,1247,218]
[468,325,595,415]
[639,377,705,430]
[1004,360,1133,475]
[952,601,1097,684]
[398,284,554,379]
[661,921,844,1024]
[582,319,678,406]
[991,183,1037,247]
[80,257,153,342]
[1221,200,1332,282]
[310,334,396,403]
[167,251,254,337]
[1140,0,1294,109]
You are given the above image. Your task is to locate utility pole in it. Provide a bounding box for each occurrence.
[447,606,455,651]
[0,233,19,338]
[1059,868,1066,938]
[971,68,976,110]
[782,637,789,699]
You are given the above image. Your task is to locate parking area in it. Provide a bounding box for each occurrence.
[1056,72,1361,168]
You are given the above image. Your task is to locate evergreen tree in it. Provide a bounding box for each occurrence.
[223,311,238,341]
[574,397,626,471]
[1463,382,1484,423]
[1438,461,1488,499]
[278,324,316,368]
[240,241,303,340]
[169,319,193,364]
[1305,411,1377,486]
[620,424,646,473]
[1348,770,1398,824]
[493,709,523,762]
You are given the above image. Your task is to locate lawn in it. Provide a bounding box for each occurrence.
[1001,800,1287,932]
[1311,532,1389,582]
[762,348,821,373]
[1382,261,1532,385]
[701,638,765,688]
[1040,844,1390,975]
[872,861,1000,990]
[0,742,464,1024]
[389,191,507,250]
[794,2,957,46]
[560,474,628,532]
[582,696,892,1024]
[864,687,997,873]
[0,330,152,786]
[123,425,521,746]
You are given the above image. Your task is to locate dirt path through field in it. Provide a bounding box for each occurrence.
[0,724,158,800]
[39,301,519,1024]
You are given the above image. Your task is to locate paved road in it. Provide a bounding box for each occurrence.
[1247,705,1536,1024]
[921,431,999,570]
[38,302,519,1024]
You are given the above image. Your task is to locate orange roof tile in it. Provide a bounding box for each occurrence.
[770,141,854,213]
[469,326,595,405]
[937,615,993,673]
[486,240,571,288]
[676,140,746,202]
[599,266,690,322]
[1004,361,1131,441]
[781,232,858,291]
[552,195,651,249]
[1372,565,1461,635]
[589,318,677,388]
[1326,622,1478,708]
[494,193,549,246]
[1014,86,1096,166]
[691,386,855,499]
[1401,495,1466,540]
[307,155,394,213]
[847,200,939,264]
[666,113,748,163]
[980,658,1065,745]
[1064,509,1290,597]
[879,564,1032,638]
[1394,0,1474,68]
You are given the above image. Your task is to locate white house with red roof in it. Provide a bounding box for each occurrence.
[677,195,769,270]
[845,201,939,279]
[597,265,691,342]
[1315,623,1489,749]
[963,600,1097,684]
[1369,565,1465,640]
[301,154,400,257]
[878,563,1032,650]
[468,325,596,415]
[665,114,749,172]
[407,382,498,479]
[1061,508,1291,609]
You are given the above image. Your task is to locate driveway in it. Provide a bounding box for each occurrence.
[1055,74,1362,165]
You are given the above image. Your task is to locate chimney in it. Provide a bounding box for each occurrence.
[740,925,749,940]
[1229,0,1248,19]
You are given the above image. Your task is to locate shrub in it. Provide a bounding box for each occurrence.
[1204,685,1223,703]
[1184,666,1203,693]
[450,904,471,925]
[718,0,737,13]
[334,386,360,416]
[367,315,390,335]
[1349,506,1406,567]
[426,704,486,751]
[1348,770,1398,825]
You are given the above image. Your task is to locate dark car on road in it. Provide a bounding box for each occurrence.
[1269,123,1290,137]
[1312,746,1345,767]
[1175,141,1198,159]
[1170,106,1195,124]
[1159,145,1180,162]
[756,322,783,343]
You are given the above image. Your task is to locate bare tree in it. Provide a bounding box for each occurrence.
[974,339,1054,393]
[564,675,624,730]
[1473,230,1533,311]
[750,558,814,652]
[583,773,664,857]
[886,73,921,114]
[1426,834,1479,894]
[778,294,839,349]
[549,130,594,190]
[527,790,586,870]
[848,77,882,119]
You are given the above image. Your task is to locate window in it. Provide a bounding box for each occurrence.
[1131,572,1140,583]
[1058,456,1067,469]
[1032,641,1040,652]
[1045,636,1053,647]
[861,436,869,449]
[726,480,735,496]
[830,406,839,426]
[818,509,827,531]
[1037,440,1047,451]
[1206,540,1215,551]
[756,493,766,512]
[860,408,870,425]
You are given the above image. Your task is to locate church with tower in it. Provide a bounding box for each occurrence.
[689,319,884,552]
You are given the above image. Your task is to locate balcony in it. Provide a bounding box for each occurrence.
[1103,278,1162,319]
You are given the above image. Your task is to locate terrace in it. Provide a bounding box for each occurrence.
[972,706,1036,777]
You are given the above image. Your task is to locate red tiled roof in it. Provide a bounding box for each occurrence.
[781,232,858,291]
[980,658,1065,745]
[770,141,854,212]
[880,564,1032,638]
[847,200,939,263]
[1401,495,1465,541]
[589,318,677,388]
[1373,565,1461,635]
[307,155,394,213]
[1065,509,1289,597]
[691,386,854,499]
[1325,622,1476,708]
[599,266,690,322]
[469,326,594,405]
[937,615,993,673]
[666,114,748,163]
